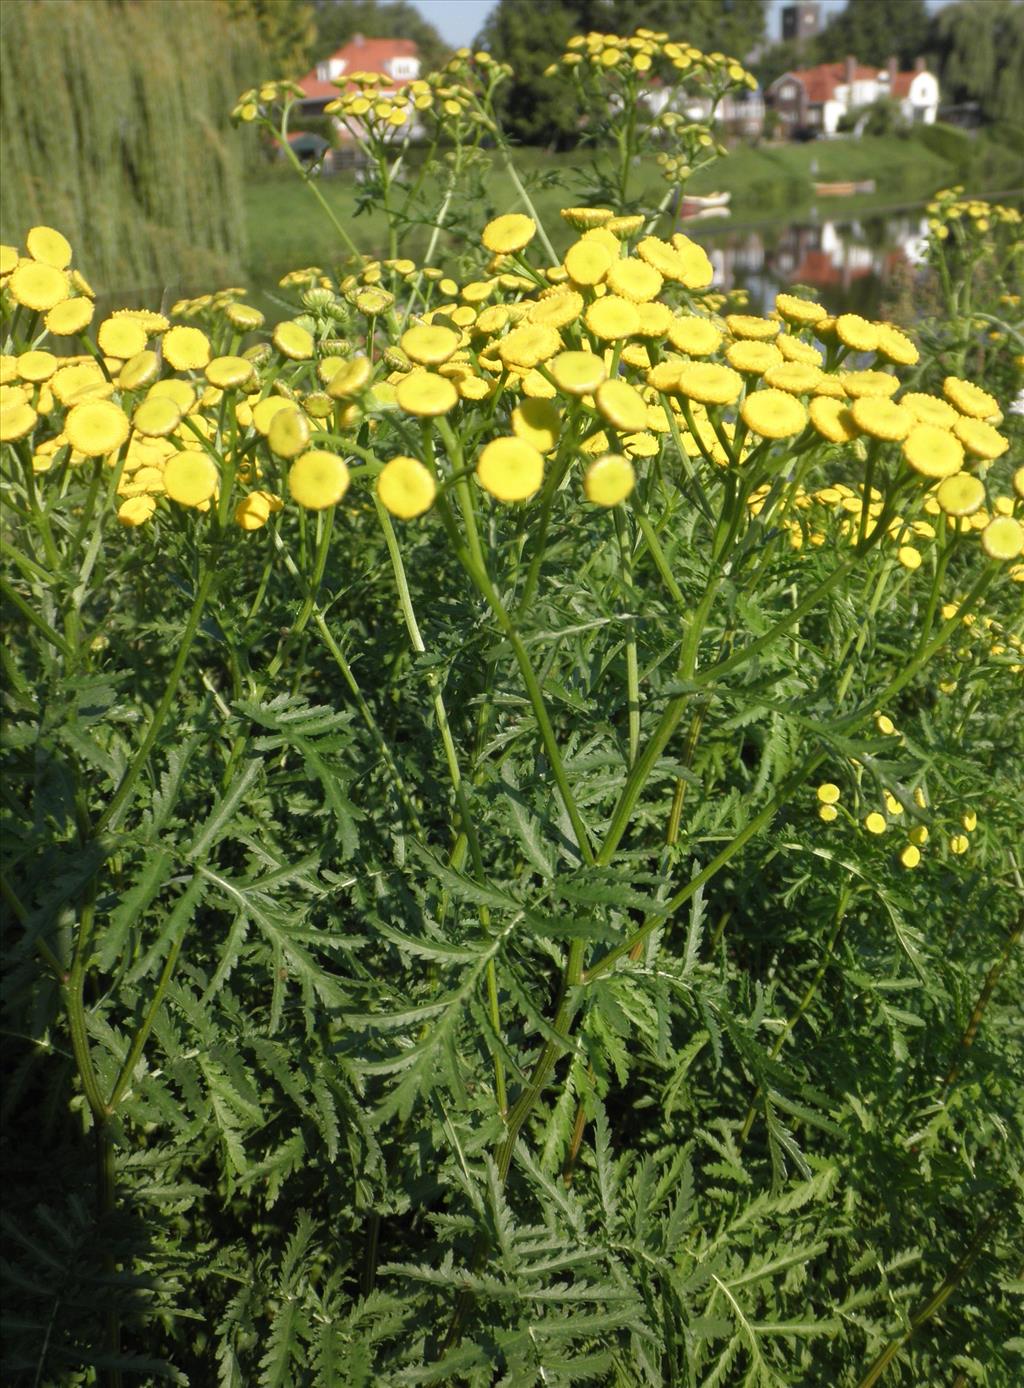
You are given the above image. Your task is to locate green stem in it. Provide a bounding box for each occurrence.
[854,1213,1001,1388]
[374,497,507,1115]
[106,926,187,1112]
[940,911,1022,1100]
[435,421,595,864]
[0,577,74,660]
[614,507,640,766]
[277,108,363,261]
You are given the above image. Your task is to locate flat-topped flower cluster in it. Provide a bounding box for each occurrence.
[2,209,1021,579]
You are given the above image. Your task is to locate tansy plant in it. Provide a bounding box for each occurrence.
[2,34,1023,1388]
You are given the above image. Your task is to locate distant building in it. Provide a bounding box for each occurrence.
[642,81,765,139]
[296,34,422,140]
[780,2,821,45]
[768,56,939,136]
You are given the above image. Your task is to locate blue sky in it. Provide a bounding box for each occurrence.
[411,0,954,49]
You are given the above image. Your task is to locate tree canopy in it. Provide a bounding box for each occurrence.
[813,0,930,68]
[478,0,766,147]
[224,0,316,77]
[930,0,1024,125]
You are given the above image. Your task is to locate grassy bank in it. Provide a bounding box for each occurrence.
[244,126,1022,282]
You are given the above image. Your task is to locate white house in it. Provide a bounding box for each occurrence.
[769,57,939,136]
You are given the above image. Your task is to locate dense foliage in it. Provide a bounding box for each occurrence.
[2,28,1024,1388]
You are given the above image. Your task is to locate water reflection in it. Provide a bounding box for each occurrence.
[689,211,932,318]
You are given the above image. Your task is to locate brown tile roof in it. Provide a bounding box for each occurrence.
[775,61,925,105]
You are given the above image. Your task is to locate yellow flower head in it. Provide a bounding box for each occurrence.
[902,425,964,479]
[163,325,211,372]
[0,394,37,442]
[8,261,68,311]
[777,334,822,365]
[809,397,858,444]
[816,783,841,804]
[851,396,912,441]
[561,207,614,229]
[606,258,663,303]
[726,340,783,375]
[901,392,958,429]
[476,436,544,502]
[396,370,458,417]
[725,314,780,341]
[288,450,350,510]
[51,360,108,405]
[97,317,147,359]
[234,491,274,530]
[226,302,265,331]
[949,834,969,855]
[206,356,254,391]
[133,396,183,438]
[26,225,72,269]
[673,362,742,406]
[45,298,94,336]
[585,294,641,341]
[550,350,607,396]
[981,516,1024,561]
[512,397,561,453]
[864,812,887,835]
[402,323,461,365]
[952,416,1008,460]
[117,495,157,526]
[583,454,635,506]
[164,450,218,506]
[667,316,722,357]
[875,324,919,365]
[16,350,58,384]
[943,376,998,419]
[482,213,536,255]
[835,313,879,352]
[273,320,315,361]
[763,361,822,395]
[64,399,129,456]
[377,455,437,518]
[529,291,584,330]
[936,473,985,517]
[899,844,921,869]
[327,357,372,399]
[741,389,807,439]
[840,370,898,399]
[775,292,827,326]
[498,322,562,369]
[670,234,714,288]
[564,239,614,286]
[595,378,648,432]
[267,405,311,459]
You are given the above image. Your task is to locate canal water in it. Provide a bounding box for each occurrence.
[685,207,935,319]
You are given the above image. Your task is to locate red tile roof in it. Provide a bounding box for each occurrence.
[299,36,419,101]
[774,61,924,105]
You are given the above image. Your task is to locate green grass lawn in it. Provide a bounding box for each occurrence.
[243,130,1022,284]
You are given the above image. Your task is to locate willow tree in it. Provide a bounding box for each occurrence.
[0,0,264,292]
